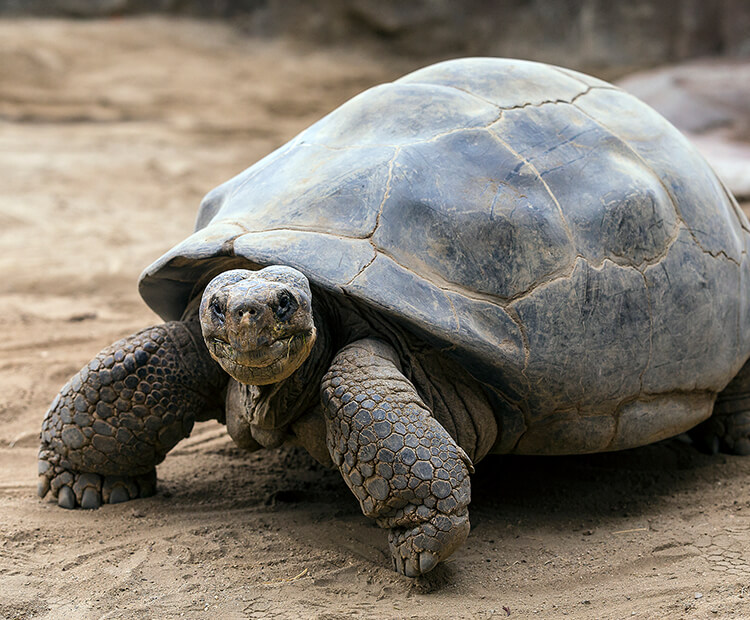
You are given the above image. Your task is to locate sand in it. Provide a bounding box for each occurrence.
[1,18,749,619]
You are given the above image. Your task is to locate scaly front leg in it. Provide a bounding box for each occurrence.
[38,319,226,508]
[321,339,473,577]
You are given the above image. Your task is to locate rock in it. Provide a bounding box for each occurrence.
[618,59,750,199]
[0,1,748,75]
[690,134,750,200]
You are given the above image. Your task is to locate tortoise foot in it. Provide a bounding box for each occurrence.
[690,411,750,456]
[388,509,470,577]
[38,459,156,509]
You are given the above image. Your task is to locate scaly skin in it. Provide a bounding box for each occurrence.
[38,266,476,576]
[692,359,750,455]
[38,320,226,508]
[321,338,474,577]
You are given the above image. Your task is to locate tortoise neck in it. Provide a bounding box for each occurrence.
[243,296,334,429]
[299,297,336,390]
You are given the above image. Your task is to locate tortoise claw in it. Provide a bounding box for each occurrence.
[57,486,75,509]
[403,558,419,578]
[388,510,469,577]
[419,551,438,574]
[38,461,156,510]
[108,486,130,504]
[81,487,102,509]
[37,475,50,499]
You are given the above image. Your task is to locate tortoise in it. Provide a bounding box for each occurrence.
[38,57,750,577]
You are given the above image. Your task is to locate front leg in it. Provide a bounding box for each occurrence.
[38,319,226,508]
[321,339,473,577]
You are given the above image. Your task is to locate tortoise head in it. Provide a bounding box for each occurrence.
[199,266,317,385]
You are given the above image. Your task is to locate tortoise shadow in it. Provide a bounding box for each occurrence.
[468,436,726,530]
[158,436,737,592]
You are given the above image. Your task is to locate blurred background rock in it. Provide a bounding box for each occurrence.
[2,0,749,77]
[1,0,748,196]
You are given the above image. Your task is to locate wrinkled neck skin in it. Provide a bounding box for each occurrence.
[227,294,335,446]
[227,288,498,463]
[235,290,447,427]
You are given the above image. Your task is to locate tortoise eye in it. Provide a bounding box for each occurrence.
[275,290,298,320]
[210,298,225,324]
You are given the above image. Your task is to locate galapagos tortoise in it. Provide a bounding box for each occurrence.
[38,57,750,577]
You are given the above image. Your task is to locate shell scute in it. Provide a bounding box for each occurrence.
[397,57,589,109]
[575,88,747,262]
[301,82,499,149]
[371,129,575,300]
[489,104,679,267]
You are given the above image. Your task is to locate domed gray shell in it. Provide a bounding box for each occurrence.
[140,58,750,451]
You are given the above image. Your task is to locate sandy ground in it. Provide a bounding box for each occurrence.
[1,18,749,620]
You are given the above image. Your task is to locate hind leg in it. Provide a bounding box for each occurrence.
[690,361,750,455]
[38,319,226,508]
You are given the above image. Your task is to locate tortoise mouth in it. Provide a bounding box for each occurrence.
[209,328,316,385]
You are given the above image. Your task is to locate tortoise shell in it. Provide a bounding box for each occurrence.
[139,58,750,454]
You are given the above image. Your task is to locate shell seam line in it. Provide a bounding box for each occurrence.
[225,222,530,306]
[367,147,400,240]
[605,218,681,270]
[635,267,654,395]
[403,80,616,113]
[507,254,666,314]
[549,66,591,89]
[501,84,596,111]
[504,305,530,382]
[227,223,368,240]
[416,81,507,109]
[486,129,576,248]
[345,243,517,306]
[343,251,378,287]
[296,85,615,152]
[572,103,742,267]
[720,178,750,233]
[297,114,505,152]
[692,242,742,265]
[224,222,669,323]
